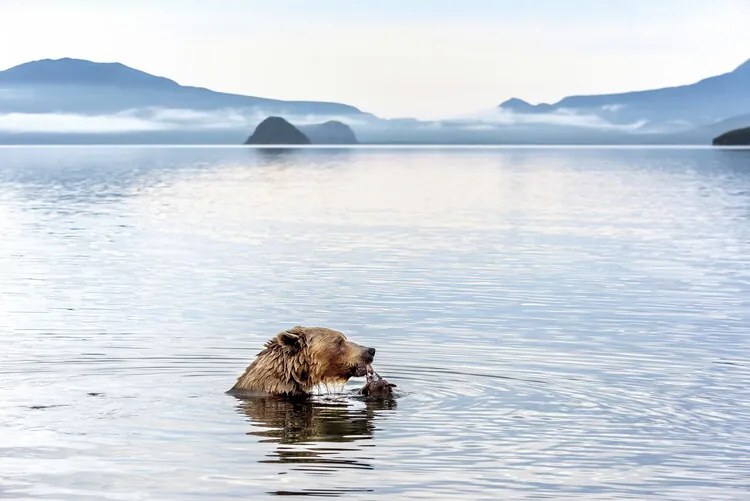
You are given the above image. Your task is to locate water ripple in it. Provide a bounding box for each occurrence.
[1,148,749,499]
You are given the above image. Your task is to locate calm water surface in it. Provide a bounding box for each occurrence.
[1,147,749,499]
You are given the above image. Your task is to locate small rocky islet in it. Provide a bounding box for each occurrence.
[713,126,750,146]
[244,116,358,145]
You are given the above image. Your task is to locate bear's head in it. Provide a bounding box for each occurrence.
[276,326,376,386]
[229,326,377,396]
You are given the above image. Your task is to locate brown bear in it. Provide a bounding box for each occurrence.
[228,326,376,397]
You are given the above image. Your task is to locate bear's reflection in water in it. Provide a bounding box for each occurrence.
[234,394,396,469]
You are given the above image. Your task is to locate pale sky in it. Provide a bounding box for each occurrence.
[1,0,750,119]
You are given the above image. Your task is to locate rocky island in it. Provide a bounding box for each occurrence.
[244,116,311,145]
[713,126,750,145]
[300,120,359,144]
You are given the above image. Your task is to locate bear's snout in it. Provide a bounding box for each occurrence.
[365,347,376,361]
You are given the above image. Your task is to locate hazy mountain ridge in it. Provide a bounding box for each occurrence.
[1,56,749,144]
[0,58,368,116]
[0,58,180,88]
[498,59,750,132]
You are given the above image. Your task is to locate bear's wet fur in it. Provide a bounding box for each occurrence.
[228,326,375,397]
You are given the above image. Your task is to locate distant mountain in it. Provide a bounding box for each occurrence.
[0,58,369,117]
[3,56,750,145]
[300,120,358,144]
[713,126,750,145]
[0,58,179,88]
[498,59,750,132]
[244,116,310,145]
[498,98,553,114]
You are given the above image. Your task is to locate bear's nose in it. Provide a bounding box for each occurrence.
[367,347,376,357]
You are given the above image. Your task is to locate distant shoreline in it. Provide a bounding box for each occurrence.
[1,144,748,149]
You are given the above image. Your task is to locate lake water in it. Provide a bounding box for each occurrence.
[1,147,749,500]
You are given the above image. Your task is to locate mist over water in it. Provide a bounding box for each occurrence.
[1,147,749,499]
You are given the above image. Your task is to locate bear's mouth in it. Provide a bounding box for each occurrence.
[349,362,372,378]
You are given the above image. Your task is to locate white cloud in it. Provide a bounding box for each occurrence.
[0,111,166,133]
[0,108,369,134]
[456,108,647,131]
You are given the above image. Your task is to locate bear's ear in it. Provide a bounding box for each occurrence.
[277,327,304,348]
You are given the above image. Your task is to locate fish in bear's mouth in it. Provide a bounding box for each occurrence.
[349,362,373,378]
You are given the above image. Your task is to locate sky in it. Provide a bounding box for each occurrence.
[1,0,750,119]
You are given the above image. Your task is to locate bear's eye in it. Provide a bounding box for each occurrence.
[337,337,345,347]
